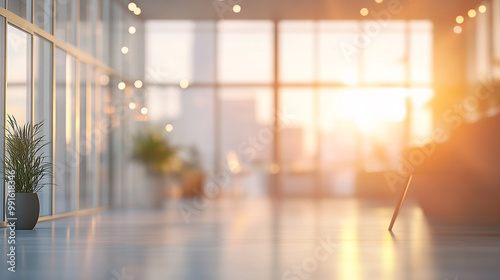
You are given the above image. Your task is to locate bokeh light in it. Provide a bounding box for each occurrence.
[180,79,190,89]
[128,2,137,11]
[468,9,477,18]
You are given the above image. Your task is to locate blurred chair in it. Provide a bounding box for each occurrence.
[225,150,267,197]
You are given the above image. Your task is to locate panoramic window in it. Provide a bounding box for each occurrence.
[145,19,433,194]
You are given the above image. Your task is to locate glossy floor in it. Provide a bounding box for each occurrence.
[2,198,500,280]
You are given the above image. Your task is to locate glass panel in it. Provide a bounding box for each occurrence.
[79,62,89,209]
[318,21,360,84]
[55,48,76,214]
[8,0,32,22]
[34,0,53,33]
[34,35,53,217]
[100,82,111,206]
[362,21,406,84]
[279,21,315,83]
[147,86,215,171]
[280,88,317,196]
[145,21,215,84]
[410,21,433,85]
[219,87,273,195]
[111,2,124,74]
[110,80,124,205]
[408,88,433,143]
[55,0,76,45]
[0,0,5,8]
[89,68,98,207]
[218,20,274,83]
[79,0,91,54]
[318,89,360,195]
[95,0,103,59]
[100,0,111,65]
[220,87,273,164]
[320,87,407,169]
[6,24,31,126]
[494,0,500,78]
[90,0,99,57]
[0,17,5,222]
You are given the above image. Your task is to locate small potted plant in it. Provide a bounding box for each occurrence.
[132,129,181,207]
[180,146,205,197]
[4,115,51,230]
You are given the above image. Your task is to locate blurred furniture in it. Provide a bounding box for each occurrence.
[410,113,500,222]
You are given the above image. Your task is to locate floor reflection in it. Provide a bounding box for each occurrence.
[1,198,500,279]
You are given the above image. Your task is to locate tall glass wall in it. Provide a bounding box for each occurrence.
[145,20,433,196]
[1,1,144,224]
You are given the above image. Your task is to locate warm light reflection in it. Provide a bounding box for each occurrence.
[375,0,383,3]
[179,79,189,89]
[454,25,462,34]
[134,80,143,88]
[118,82,126,90]
[269,163,280,174]
[165,123,174,132]
[233,5,241,13]
[468,9,477,18]
[140,107,148,115]
[360,8,369,16]
[128,26,136,34]
[128,102,136,110]
[227,151,243,174]
[338,212,360,279]
[381,233,395,278]
[478,5,487,13]
[99,74,109,86]
[134,7,141,15]
[456,15,464,24]
[121,46,129,54]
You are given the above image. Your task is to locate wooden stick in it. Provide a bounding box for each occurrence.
[388,174,413,231]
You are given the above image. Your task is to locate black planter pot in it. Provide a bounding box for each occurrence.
[5,193,40,230]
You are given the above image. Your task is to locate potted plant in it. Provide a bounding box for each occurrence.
[4,115,51,230]
[180,146,205,197]
[132,129,181,207]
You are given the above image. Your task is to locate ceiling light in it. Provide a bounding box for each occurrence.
[468,9,477,18]
[128,2,137,11]
[134,80,143,88]
[180,79,189,89]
